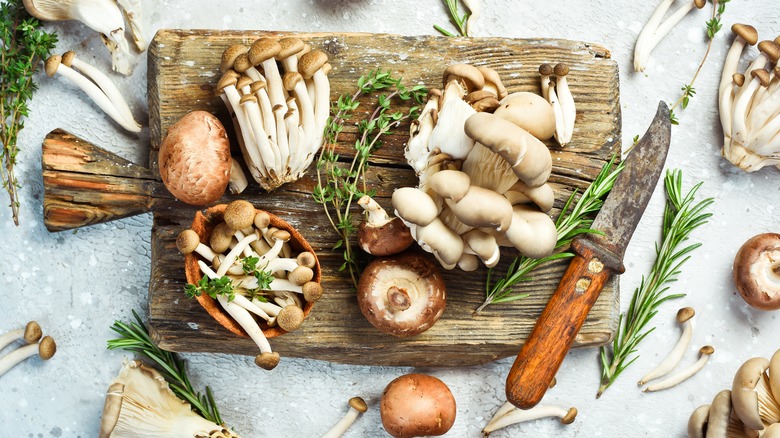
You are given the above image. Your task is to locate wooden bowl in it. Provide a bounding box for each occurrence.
[184,204,321,338]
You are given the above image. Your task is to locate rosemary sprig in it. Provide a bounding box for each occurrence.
[434,0,470,37]
[668,0,730,125]
[0,1,57,225]
[313,70,426,289]
[107,310,225,425]
[597,169,714,397]
[476,157,625,313]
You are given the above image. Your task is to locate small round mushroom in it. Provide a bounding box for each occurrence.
[159,111,244,206]
[322,397,368,438]
[177,229,218,261]
[357,196,413,256]
[733,233,780,310]
[380,374,456,438]
[0,321,42,351]
[276,305,305,332]
[223,200,256,231]
[302,281,324,303]
[0,336,56,377]
[357,253,446,337]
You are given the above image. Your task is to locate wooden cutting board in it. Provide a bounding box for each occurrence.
[43,29,621,366]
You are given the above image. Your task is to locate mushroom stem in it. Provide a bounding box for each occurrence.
[387,286,412,312]
[241,95,279,178]
[461,0,481,36]
[228,158,249,194]
[638,307,695,386]
[357,195,391,225]
[63,51,140,131]
[0,336,56,377]
[483,401,517,433]
[216,294,277,369]
[643,346,714,392]
[633,0,674,72]
[0,321,42,351]
[321,397,368,438]
[538,64,552,101]
[115,0,146,51]
[45,55,140,133]
[548,81,567,146]
[216,234,258,277]
[481,405,577,435]
[733,70,771,144]
[218,78,267,182]
[554,64,575,144]
[720,26,757,138]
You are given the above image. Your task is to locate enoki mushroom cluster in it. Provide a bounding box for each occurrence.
[394,63,560,271]
[217,37,331,191]
[719,25,780,172]
[177,200,322,370]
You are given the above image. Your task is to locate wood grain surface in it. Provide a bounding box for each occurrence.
[145,29,622,366]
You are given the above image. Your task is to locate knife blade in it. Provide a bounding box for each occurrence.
[505,102,672,409]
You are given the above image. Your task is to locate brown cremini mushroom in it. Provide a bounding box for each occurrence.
[733,233,780,310]
[357,196,413,256]
[380,373,456,438]
[357,253,446,337]
[159,111,247,206]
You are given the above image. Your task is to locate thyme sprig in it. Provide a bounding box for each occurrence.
[1,1,57,225]
[107,310,225,425]
[434,0,470,37]
[313,70,426,289]
[597,169,713,397]
[240,255,274,297]
[668,0,730,125]
[476,157,625,313]
[184,275,235,302]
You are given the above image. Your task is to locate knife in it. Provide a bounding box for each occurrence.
[505,102,672,409]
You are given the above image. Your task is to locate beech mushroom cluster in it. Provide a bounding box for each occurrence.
[719,25,780,172]
[396,63,557,271]
[539,63,576,146]
[178,200,322,370]
[688,349,780,437]
[45,51,141,133]
[0,321,56,378]
[633,0,706,72]
[733,233,780,310]
[217,37,331,191]
[24,0,146,75]
[99,360,240,437]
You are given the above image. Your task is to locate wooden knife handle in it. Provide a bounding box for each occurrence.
[506,240,614,409]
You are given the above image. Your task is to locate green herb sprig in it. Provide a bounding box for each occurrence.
[184,275,235,302]
[239,255,274,295]
[313,70,426,288]
[668,0,730,125]
[597,169,713,397]
[107,310,225,425]
[1,1,57,225]
[476,157,624,313]
[434,0,470,37]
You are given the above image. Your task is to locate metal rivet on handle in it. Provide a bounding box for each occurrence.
[588,258,604,274]
[575,277,591,293]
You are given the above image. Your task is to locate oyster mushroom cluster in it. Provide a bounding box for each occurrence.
[178,200,323,370]
[217,37,331,191]
[719,24,780,172]
[24,0,146,75]
[688,349,780,437]
[394,63,558,271]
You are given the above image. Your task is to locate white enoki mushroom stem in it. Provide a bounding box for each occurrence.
[216,234,258,277]
[0,336,56,377]
[733,74,766,144]
[50,61,140,133]
[241,96,279,178]
[634,0,674,72]
[638,307,695,385]
[233,230,257,258]
[216,295,273,354]
[221,86,267,181]
[66,53,140,131]
[321,397,368,438]
[462,0,481,36]
[246,75,277,145]
[643,346,714,392]
[310,68,331,155]
[482,405,577,435]
[556,68,575,143]
[548,82,567,146]
[483,401,516,432]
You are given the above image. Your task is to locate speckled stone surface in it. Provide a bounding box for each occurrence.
[1,1,778,437]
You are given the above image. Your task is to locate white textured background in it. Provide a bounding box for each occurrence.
[1,1,778,437]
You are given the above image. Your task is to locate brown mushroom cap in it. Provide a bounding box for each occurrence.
[357,253,446,337]
[38,336,56,360]
[299,50,328,79]
[442,63,485,92]
[732,24,759,46]
[733,73,746,87]
[277,37,305,59]
[380,373,456,438]
[223,200,256,231]
[220,45,248,73]
[302,281,323,302]
[733,233,780,310]
[693,0,706,8]
[539,63,553,76]
[297,252,316,269]
[158,111,231,206]
[255,351,280,370]
[276,305,305,332]
[176,229,201,254]
[758,41,780,64]
[23,321,42,344]
[209,222,234,253]
[61,50,75,67]
[349,397,368,413]
[248,38,281,65]
[288,266,314,285]
[494,92,556,140]
[358,217,414,257]
[44,54,61,77]
[553,63,569,76]
[752,69,771,87]
[282,71,303,91]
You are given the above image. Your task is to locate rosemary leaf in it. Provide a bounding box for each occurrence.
[434,0,469,37]
[597,169,714,398]
[476,157,624,313]
[107,310,226,425]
